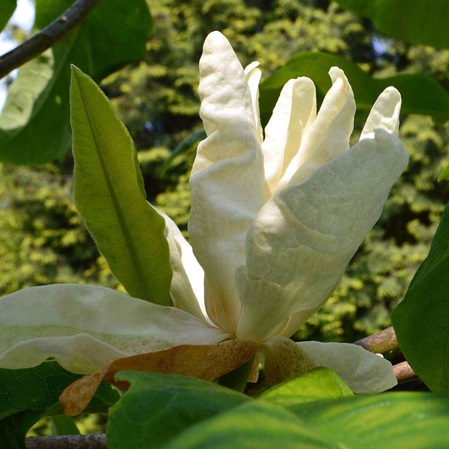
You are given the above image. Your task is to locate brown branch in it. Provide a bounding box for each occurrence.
[353,326,400,360]
[0,0,102,79]
[26,433,106,449]
[393,361,417,384]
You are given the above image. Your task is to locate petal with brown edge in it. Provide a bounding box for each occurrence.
[60,339,258,416]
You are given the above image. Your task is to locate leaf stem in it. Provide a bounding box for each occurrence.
[0,0,102,79]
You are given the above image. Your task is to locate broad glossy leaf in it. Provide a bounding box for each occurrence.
[290,392,449,449]
[0,361,118,449]
[71,67,172,305]
[160,400,337,449]
[0,0,151,164]
[0,0,16,32]
[259,52,449,125]
[259,367,353,406]
[391,202,449,392]
[107,372,250,449]
[335,0,449,49]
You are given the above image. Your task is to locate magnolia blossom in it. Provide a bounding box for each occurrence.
[0,32,408,394]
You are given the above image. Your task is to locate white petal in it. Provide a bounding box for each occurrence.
[245,61,263,145]
[189,31,265,333]
[361,86,401,139]
[279,67,356,188]
[297,341,397,393]
[236,129,408,341]
[0,285,230,373]
[162,213,208,321]
[261,336,317,385]
[262,77,316,197]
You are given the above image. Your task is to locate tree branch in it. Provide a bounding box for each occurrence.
[0,0,102,80]
[26,433,106,449]
[393,361,417,384]
[353,326,401,360]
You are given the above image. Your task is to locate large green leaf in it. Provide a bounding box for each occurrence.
[391,201,449,392]
[259,368,353,406]
[71,66,172,305]
[160,400,336,449]
[0,0,151,165]
[259,52,449,125]
[290,392,449,449]
[0,0,16,32]
[0,361,119,449]
[335,0,449,49]
[108,372,250,449]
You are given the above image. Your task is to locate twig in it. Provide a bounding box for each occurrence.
[0,0,102,79]
[393,361,417,383]
[26,433,106,449]
[353,326,400,359]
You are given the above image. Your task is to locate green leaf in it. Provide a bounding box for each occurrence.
[259,367,353,406]
[438,162,449,181]
[107,372,250,449]
[259,52,449,125]
[160,400,337,449]
[0,361,119,449]
[335,0,449,49]
[0,0,16,32]
[290,392,449,449]
[71,66,172,305]
[160,130,206,175]
[51,415,80,436]
[0,0,152,165]
[391,201,449,392]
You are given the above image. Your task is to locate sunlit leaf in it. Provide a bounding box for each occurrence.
[0,0,152,164]
[71,66,172,305]
[108,372,250,449]
[438,162,449,181]
[335,0,449,49]
[392,201,449,392]
[259,367,353,406]
[0,0,16,32]
[290,392,449,449]
[259,52,449,125]
[160,400,337,449]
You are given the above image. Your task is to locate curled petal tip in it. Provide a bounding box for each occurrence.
[328,66,348,83]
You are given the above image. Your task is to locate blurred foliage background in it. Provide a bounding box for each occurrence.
[1,0,449,345]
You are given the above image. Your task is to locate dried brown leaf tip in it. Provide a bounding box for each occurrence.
[60,340,259,416]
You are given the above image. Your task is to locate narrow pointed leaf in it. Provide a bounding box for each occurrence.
[108,372,250,449]
[0,0,151,164]
[335,0,449,49]
[392,201,449,392]
[290,392,449,449]
[0,0,16,32]
[71,66,172,304]
[259,52,449,126]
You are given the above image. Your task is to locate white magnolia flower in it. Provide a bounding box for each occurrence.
[0,32,408,394]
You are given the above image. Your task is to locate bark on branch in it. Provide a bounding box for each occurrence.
[353,326,401,360]
[26,433,106,449]
[0,0,102,79]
